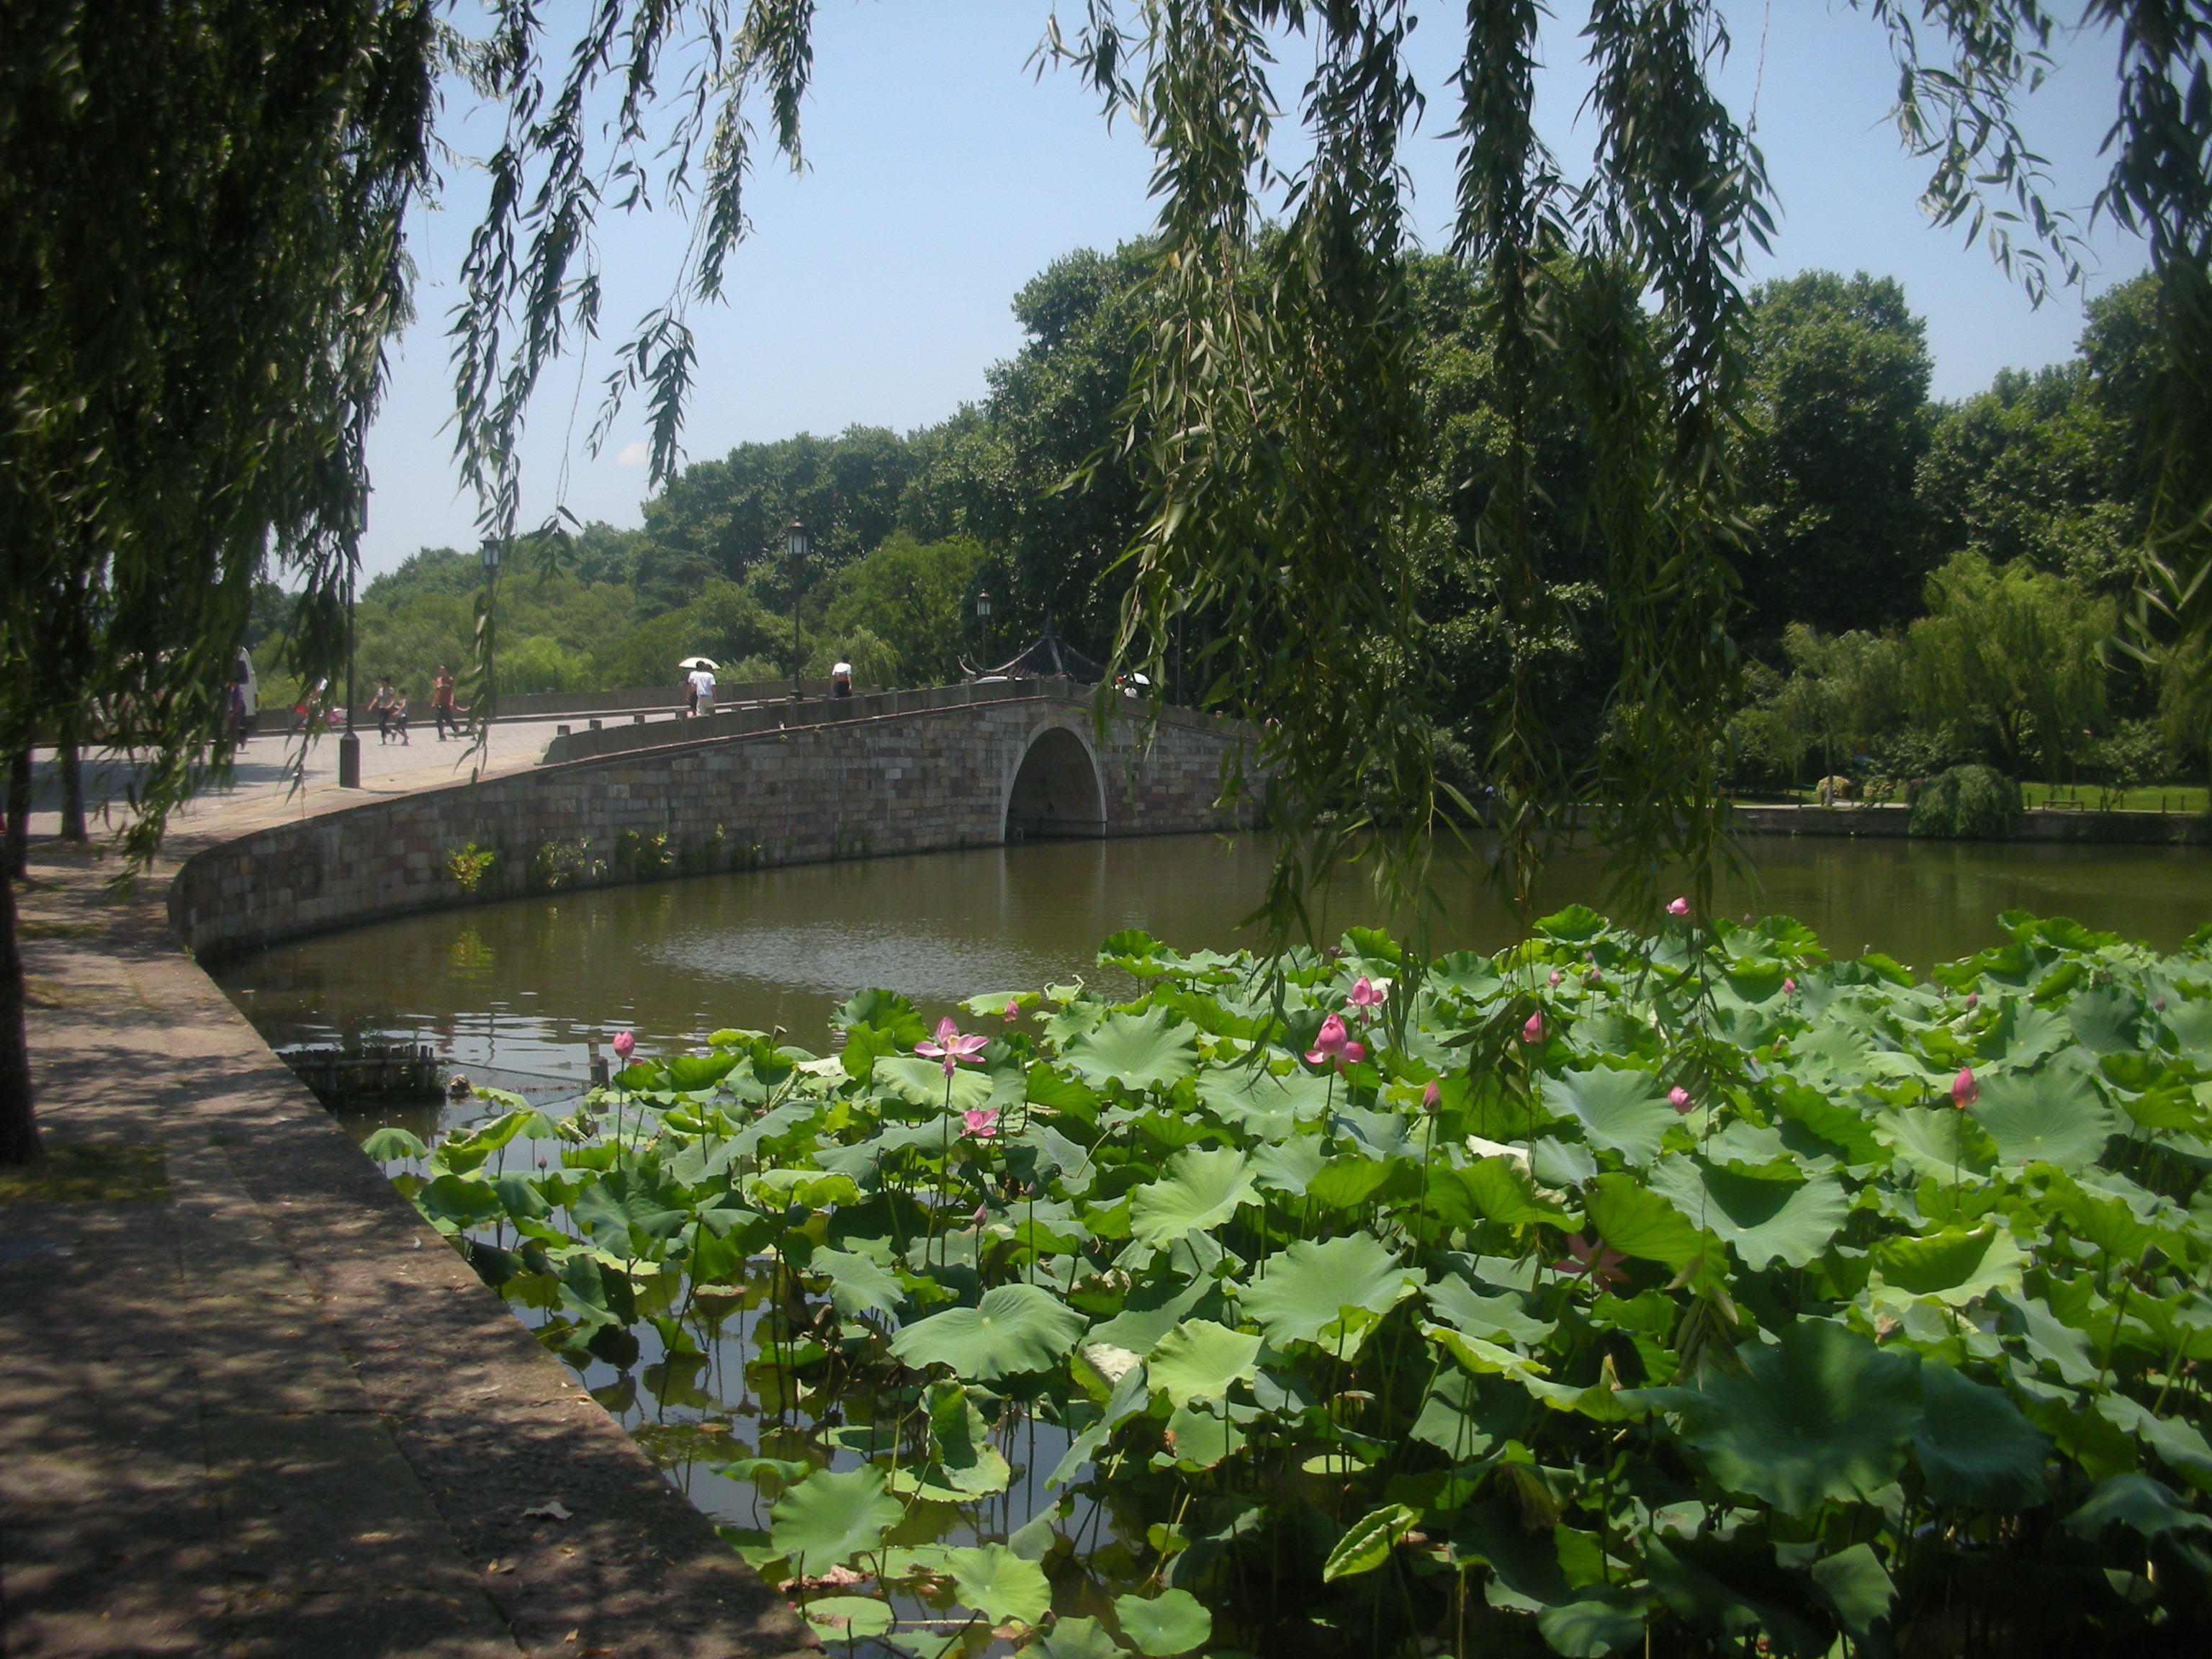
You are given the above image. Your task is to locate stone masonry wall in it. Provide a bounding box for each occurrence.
[170,696,1256,961]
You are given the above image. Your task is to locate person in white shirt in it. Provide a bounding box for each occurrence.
[688,665,716,716]
[831,658,853,698]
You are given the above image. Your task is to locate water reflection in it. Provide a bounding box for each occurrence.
[218,830,2212,1107]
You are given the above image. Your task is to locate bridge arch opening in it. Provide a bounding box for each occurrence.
[1004,726,1107,841]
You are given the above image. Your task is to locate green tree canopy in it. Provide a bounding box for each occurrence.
[1738,271,1933,642]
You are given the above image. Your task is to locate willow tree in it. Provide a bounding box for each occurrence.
[6,0,2209,1165]
[0,0,434,1161]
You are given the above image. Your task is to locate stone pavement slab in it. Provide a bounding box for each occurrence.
[2,855,815,1659]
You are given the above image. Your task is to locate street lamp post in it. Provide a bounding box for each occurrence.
[480,536,502,732]
[337,565,360,788]
[974,589,992,672]
[786,519,811,701]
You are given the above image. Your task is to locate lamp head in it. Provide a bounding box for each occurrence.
[786,519,811,562]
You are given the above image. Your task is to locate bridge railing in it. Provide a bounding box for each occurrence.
[535,676,1231,767]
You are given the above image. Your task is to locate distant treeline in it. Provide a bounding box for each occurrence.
[251,248,2202,789]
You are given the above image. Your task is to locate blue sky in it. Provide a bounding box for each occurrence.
[360,1,2149,577]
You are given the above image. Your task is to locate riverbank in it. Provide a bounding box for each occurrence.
[1732,801,2212,844]
[1,847,814,1659]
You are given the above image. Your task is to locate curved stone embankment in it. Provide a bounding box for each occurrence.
[171,688,1256,963]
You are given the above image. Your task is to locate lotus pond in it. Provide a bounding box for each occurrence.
[370,901,2212,1658]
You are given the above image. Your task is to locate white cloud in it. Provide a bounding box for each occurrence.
[616,440,649,469]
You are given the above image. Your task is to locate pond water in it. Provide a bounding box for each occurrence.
[217,830,2212,1113]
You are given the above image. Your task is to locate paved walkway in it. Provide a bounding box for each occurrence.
[2,807,814,1653]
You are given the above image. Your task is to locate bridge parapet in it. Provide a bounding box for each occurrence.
[171,690,1259,961]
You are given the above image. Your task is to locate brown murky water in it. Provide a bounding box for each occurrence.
[215,830,2212,1121]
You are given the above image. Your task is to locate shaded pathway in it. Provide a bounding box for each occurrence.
[1,852,814,1659]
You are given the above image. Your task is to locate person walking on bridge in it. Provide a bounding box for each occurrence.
[688,662,716,719]
[432,665,459,741]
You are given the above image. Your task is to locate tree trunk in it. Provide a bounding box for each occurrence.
[0,860,40,1164]
[58,723,86,842]
[4,748,27,877]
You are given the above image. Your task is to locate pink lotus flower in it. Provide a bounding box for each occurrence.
[2157,996,2168,1012]
[1951,1066,1979,1110]
[1965,992,1978,1010]
[971,1203,987,1225]
[1422,1080,1442,1111]
[1346,976,1387,1014]
[1667,897,1689,917]
[917,1017,989,1079]
[1668,1086,1693,1114]
[1305,1012,1359,1066]
[1003,999,1021,1021]
[1782,977,1797,996]
[963,1107,999,1139]
[1554,1234,1629,1292]
[1521,1010,1546,1044]
[1548,969,1561,986]
[611,1030,635,1061]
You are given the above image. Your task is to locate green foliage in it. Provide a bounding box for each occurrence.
[391,911,2212,1654]
[1907,552,2116,775]
[1909,763,2025,840]
[1738,271,1934,641]
[817,533,986,686]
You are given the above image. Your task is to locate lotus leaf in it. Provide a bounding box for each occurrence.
[1146,1319,1262,1408]
[1425,1273,1555,1346]
[1035,1616,1123,1659]
[1806,1544,1895,1647]
[2067,1472,2212,1539]
[945,1542,1051,1626]
[1536,1586,1657,1658]
[1197,1064,1331,1134]
[873,1054,994,1112]
[1114,1588,1212,1656]
[1584,1174,1712,1269]
[768,1465,902,1579]
[1084,1272,1218,1355]
[1321,1502,1419,1581]
[1874,1105,1997,1183]
[1128,1146,1258,1246]
[1540,1066,1678,1165]
[1064,1007,1200,1092]
[1972,1064,2118,1170]
[1643,1534,1830,1657]
[888,1284,1086,1380]
[1248,1134,1326,1194]
[361,1126,428,1161]
[1648,1156,1849,1269]
[1914,1361,2049,1509]
[414,1173,504,1231]
[1673,1321,1923,1515]
[1429,1155,1578,1230]
[801,1596,892,1639]
[1868,1225,2024,1308]
[1239,1233,1419,1352]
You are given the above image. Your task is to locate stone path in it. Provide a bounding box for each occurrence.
[1,851,815,1658]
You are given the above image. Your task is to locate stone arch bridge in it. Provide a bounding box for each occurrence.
[171,679,1258,959]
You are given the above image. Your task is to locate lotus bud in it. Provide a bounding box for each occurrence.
[1422,1080,1441,1111]
[1667,897,1689,917]
[1668,1087,1693,1114]
[611,1030,635,1061]
[1951,1066,1979,1110]
[1521,1010,1546,1044]
[1783,977,1797,996]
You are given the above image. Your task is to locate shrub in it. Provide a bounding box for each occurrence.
[1909,762,2023,838]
